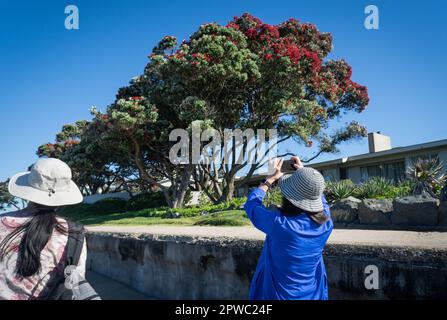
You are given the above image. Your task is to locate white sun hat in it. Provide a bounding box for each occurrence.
[8,158,83,207]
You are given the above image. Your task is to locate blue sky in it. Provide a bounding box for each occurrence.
[0,0,446,180]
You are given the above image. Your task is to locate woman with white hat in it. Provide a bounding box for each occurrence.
[0,158,87,300]
[244,156,333,300]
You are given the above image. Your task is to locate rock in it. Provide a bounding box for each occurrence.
[166,211,180,219]
[392,195,439,226]
[358,199,393,225]
[330,197,361,223]
[439,202,447,226]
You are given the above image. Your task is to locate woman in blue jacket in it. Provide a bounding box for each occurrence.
[244,156,333,300]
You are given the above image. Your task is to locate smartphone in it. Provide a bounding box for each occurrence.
[280,159,296,172]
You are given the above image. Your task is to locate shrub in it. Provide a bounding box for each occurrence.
[407,158,446,197]
[89,198,128,214]
[198,191,213,206]
[168,197,247,218]
[390,180,413,198]
[325,180,357,202]
[134,207,168,218]
[354,177,413,199]
[126,192,167,211]
[355,177,394,199]
[57,203,93,218]
[59,198,129,217]
[193,210,249,226]
[323,177,413,201]
[263,186,283,207]
[224,197,247,209]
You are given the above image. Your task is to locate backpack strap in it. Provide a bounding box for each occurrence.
[64,221,85,268]
[40,221,85,299]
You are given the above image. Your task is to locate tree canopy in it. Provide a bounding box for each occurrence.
[34,13,369,208]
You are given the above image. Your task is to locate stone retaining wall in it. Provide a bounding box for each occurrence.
[85,232,447,300]
[331,195,447,227]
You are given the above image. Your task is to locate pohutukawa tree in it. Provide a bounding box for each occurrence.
[0,179,26,211]
[132,13,369,202]
[37,120,135,196]
[90,93,197,208]
[38,13,370,207]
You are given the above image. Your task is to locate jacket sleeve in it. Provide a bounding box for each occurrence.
[244,187,279,234]
[322,194,331,219]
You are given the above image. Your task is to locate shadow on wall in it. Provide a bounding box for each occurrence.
[86,233,447,300]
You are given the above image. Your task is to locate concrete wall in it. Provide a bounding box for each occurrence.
[85,232,447,300]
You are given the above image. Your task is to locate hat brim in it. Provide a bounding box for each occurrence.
[8,172,83,207]
[278,174,324,213]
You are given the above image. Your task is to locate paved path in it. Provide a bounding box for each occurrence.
[87,225,447,249]
[86,271,153,300]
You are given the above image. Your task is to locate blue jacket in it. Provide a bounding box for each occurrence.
[244,188,333,300]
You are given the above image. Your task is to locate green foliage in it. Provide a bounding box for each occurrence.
[168,197,246,217]
[198,191,213,206]
[58,198,127,219]
[407,158,446,197]
[87,198,128,214]
[1,179,18,211]
[38,13,370,207]
[37,120,132,196]
[59,195,248,226]
[126,192,167,211]
[354,177,412,199]
[355,177,394,199]
[325,179,357,201]
[58,199,249,227]
[193,210,250,226]
[389,180,413,198]
[324,177,413,202]
[263,185,283,207]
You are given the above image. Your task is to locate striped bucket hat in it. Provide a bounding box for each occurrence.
[278,167,326,213]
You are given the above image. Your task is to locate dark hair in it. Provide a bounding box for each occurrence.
[0,204,68,277]
[281,196,329,225]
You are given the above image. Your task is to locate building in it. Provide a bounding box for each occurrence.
[235,132,447,197]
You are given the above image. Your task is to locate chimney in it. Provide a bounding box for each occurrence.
[368,131,391,153]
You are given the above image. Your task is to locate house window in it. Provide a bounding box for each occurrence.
[339,168,348,180]
[360,161,406,182]
[321,168,337,181]
[410,153,439,164]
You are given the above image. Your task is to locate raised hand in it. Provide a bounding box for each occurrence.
[291,156,303,170]
[267,158,284,182]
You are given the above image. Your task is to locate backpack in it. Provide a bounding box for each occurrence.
[43,221,101,300]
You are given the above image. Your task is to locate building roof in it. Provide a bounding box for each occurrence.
[306,138,447,169]
[235,138,447,183]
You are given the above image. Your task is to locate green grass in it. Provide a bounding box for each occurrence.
[56,195,250,227]
[193,210,250,226]
[58,204,250,227]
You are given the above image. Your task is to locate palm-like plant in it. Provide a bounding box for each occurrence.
[325,179,357,202]
[355,177,394,199]
[407,158,446,197]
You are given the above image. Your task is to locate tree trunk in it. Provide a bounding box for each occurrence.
[218,175,235,202]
